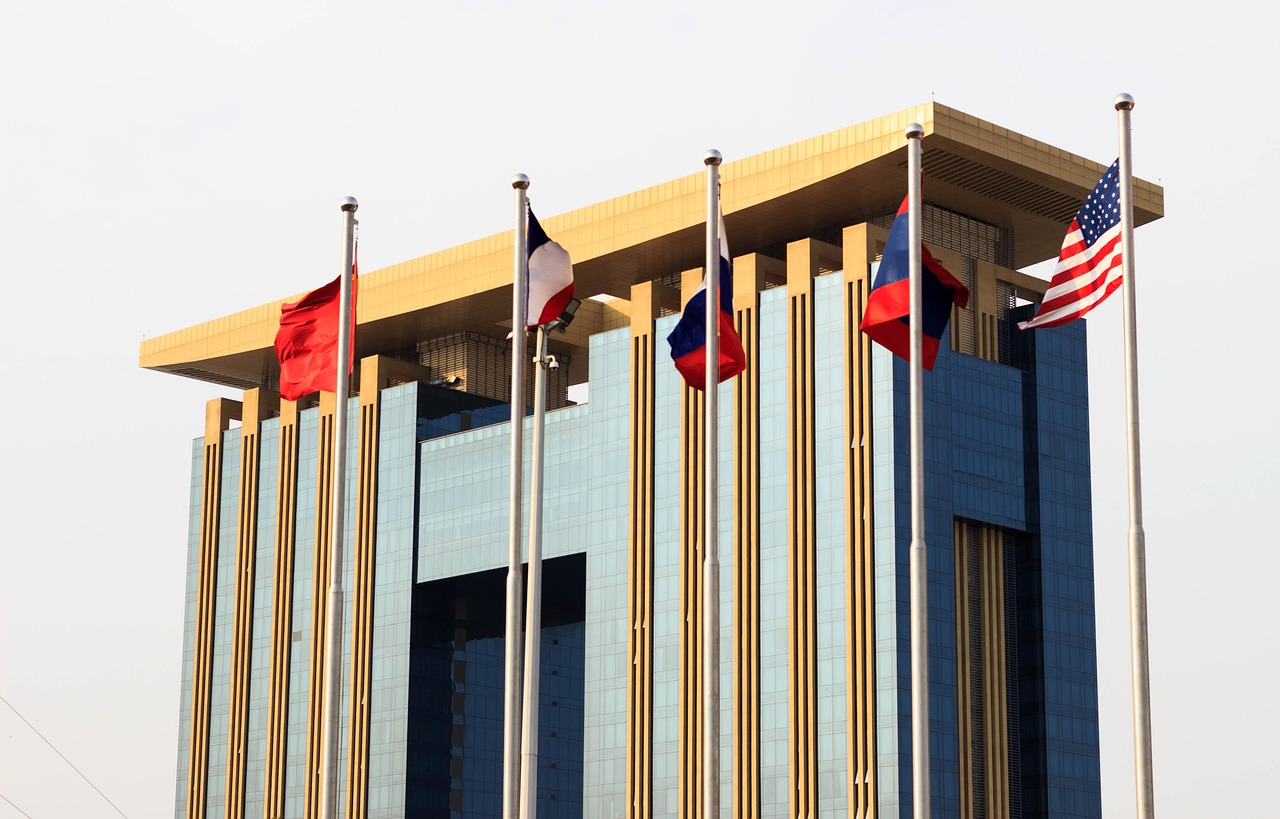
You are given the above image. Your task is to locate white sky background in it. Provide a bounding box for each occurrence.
[1,1,1275,816]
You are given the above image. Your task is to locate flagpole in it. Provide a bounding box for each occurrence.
[1115,92,1156,819]
[505,174,531,819]
[319,195,358,819]
[702,148,723,819]
[519,323,551,819]
[905,123,931,819]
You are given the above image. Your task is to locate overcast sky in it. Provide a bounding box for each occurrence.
[2,1,1275,817]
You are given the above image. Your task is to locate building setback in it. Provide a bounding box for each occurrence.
[141,102,1164,819]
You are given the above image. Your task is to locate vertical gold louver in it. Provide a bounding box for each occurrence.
[225,390,277,819]
[189,398,240,819]
[677,267,706,819]
[626,283,667,819]
[263,398,300,819]
[345,357,387,819]
[785,240,832,819]
[302,392,337,819]
[955,520,1013,819]
[730,255,773,819]
[844,224,888,818]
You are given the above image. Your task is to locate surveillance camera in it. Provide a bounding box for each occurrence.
[546,354,559,370]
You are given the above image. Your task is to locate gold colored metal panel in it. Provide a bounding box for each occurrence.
[188,398,241,819]
[142,102,1162,394]
[626,283,660,819]
[844,223,887,819]
[784,240,822,819]
[224,390,276,819]
[302,392,336,819]
[263,397,299,819]
[730,256,769,819]
[955,520,1014,819]
[678,388,704,817]
[342,357,399,819]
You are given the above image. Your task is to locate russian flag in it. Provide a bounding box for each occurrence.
[666,214,746,391]
[526,208,575,328]
[859,197,968,371]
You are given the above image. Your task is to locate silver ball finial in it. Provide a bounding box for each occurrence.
[512,173,530,190]
[905,122,924,140]
[341,196,358,212]
[704,149,722,166]
[1114,93,1135,111]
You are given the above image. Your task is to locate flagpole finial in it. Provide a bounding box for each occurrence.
[905,123,924,140]
[1114,93,1135,111]
[512,174,530,190]
[704,149,722,167]
[341,196,358,213]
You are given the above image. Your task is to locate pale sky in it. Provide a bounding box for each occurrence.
[1,1,1275,817]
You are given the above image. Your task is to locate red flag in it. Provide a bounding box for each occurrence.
[274,258,357,401]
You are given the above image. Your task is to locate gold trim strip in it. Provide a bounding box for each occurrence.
[677,267,705,819]
[785,241,821,819]
[956,520,975,819]
[302,393,337,819]
[188,398,240,819]
[224,390,277,819]
[626,283,666,819]
[845,223,886,818]
[344,357,414,819]
[263,398,299,819]
[956,520,1014,819]
[731,256,772,819]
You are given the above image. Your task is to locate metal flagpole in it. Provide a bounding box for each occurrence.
[505,174,531,819]
[1115,92,1156,819]
[905,123,931,819]
[702,148,723,819]
[319,195,358,819]
[519,324,551,819]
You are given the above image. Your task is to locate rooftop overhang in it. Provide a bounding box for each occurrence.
[140,101,1163,390]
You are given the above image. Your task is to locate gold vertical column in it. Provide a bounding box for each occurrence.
[225,390,278,819]
[785,240,819,819]
[973,260,1002,364]
[955,519,976,819]
[980,527,1010,819]
[955,520,1012,819]
[188,397,241,819]
[345,357,401,819]
[844,223,887,818]
[626,283,667,819]
[263,398,300,819]
[303,392,337,819]
[729,254,776,819]
[677,267,705,819]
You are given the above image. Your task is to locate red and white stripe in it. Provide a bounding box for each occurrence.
[1018,219,1123,330]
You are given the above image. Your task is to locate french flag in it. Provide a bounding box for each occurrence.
[526,208,575,328]
[859,196,969,371]
[667,214,746,391]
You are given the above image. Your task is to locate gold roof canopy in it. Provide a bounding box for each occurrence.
[140,101,1163,390]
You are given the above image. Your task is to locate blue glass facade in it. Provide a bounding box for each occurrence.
[176,271,1100,819]
[870,297,1099,819]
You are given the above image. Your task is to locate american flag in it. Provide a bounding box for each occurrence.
[1019,160,1123,330]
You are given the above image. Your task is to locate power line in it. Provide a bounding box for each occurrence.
[0,791,34,818]
[0,693,131,819]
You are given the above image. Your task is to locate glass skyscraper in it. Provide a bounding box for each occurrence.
[143,102,1163,819]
